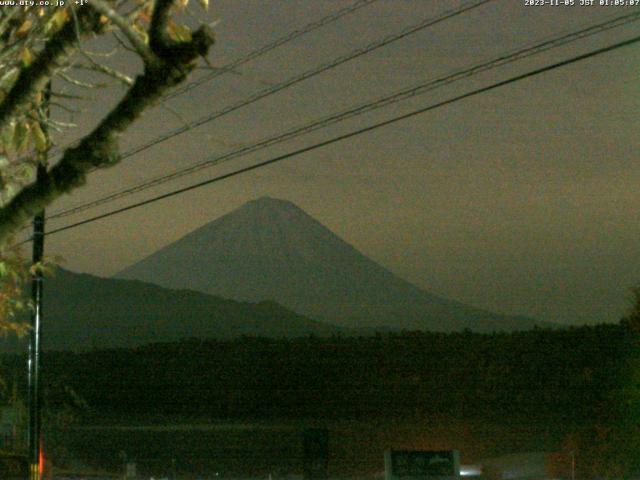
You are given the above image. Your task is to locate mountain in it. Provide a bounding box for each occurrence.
[1,268,341,352]
[116,197,548,332]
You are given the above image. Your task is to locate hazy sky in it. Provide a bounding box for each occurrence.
[38,0,640,326]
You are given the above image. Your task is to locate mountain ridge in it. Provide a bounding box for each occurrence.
[117,196,550,332]
[0,267,343,353]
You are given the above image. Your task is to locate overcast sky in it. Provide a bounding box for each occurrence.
[39,0,640,326]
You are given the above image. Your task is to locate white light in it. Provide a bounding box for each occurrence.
[460,465,482,477]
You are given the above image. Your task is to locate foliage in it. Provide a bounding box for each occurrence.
[41,380,90,468]
[0,323,631,477]
[0,239,30,334]
[571,289,640,479]
[0,0,215,329]
[620,285,640,331]
[0,367,89,466]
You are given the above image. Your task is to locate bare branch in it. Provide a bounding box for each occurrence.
[58,72,107,89]
[0,3,215,243]
[112,31,138,55]
[124,3,148,23]
[76,45,120,57]
[74,60,134,86]
[48,118,79,129]
[0,8,103,132]
[50,91,86,100]
[89,0,156,65]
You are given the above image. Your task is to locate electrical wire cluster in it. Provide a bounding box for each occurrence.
[17,0,640,241]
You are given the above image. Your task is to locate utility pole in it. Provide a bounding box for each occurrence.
[28,83,50,480]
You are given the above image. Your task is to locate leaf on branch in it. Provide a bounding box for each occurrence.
[29,259,56,277]
[28,261,43,276]
[15,19,33,38]
[31,122,47,152]
[137,10,152,24]
[0,68,19,93]
[11,162,34,183]
[198,0,208,10]
[168,20,191,42]
[45,9,69,34]
[13,121,30,153]
[20,47,34,67]
[2,182,17,203]
[132,22,149,44]
[0,120,16,153]
[48,118,78,129]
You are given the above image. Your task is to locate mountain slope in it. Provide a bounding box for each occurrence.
[117,197,546,332]
[1,268,341,352]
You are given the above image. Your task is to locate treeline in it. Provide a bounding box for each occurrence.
[1,323,634,423]
[39,325,637,422]
[2,323,639,478]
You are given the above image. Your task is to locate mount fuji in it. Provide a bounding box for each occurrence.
[116,197,546,332]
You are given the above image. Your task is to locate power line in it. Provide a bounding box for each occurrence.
[43,0,381,160]
[101,0,495,161]
[45,0,495,220]
[31,32,640,241]
[165,0,381,100]
[46,10,640,221]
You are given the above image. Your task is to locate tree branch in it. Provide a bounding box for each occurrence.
[0,8,103,132]
[149,0,174,55]
[88,0,156,65]
[74,61,134,86]
[0,5,215,244]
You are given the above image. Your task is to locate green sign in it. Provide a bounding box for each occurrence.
[385,450,460,479]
